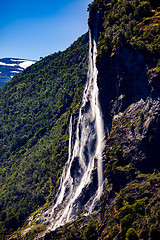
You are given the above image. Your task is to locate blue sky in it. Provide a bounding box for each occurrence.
[0,0,91,60]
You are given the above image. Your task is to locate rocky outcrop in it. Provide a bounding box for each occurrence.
[106,97,160,174]
[95,43,160,195]
[97,46,160,132]
[96,46,160,239]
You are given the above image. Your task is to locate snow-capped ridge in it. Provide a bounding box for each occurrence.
[0,57,36,86]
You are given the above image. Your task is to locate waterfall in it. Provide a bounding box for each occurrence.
[45,10,105,232]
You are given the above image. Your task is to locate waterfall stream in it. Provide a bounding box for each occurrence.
[44,11,105,232]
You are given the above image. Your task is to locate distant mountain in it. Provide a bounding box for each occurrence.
[0,58,36,86]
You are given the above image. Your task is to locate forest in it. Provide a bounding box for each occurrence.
[1,0,160,239]
[0,33,88,239]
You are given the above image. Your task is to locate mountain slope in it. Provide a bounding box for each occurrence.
[2,0,160,239]
[0,58,36,86]
[23,0,160,239]
[0,33,88,239]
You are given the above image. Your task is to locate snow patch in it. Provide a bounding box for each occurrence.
[0,62,16,67]
[10,59,23,62]
[11,71,20,73]
[19,61,35,69]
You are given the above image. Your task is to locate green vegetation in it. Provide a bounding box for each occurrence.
[102,172,160,239]
[0,33,88,239]
[88,0,160,70]
[37,1,160,239]
[126,228,138,240]
[0,0,160,239]
[83,219,98,240]
[42,217,98,240]
[30,173,160,240]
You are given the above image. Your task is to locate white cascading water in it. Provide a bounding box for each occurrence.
[45,10,105,232]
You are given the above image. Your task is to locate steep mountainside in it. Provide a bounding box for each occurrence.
[1,0,160,239]
[0,34,88,239]
[0,58,36,86]
[24,0,160,239]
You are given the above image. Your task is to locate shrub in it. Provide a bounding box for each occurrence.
[83,219,98,240]
[132,200,145,216]
[118,204,133,219]
[115,192,124,209]
[120,214,133,233]
[126,228,138,240]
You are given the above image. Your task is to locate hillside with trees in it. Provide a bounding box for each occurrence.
[1,0,160,239]
[0,33,88,239]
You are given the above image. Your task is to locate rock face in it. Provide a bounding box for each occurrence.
[108,98,160,172]
[98,47,151,129]
[95,46,160,240]
[96,45,160,173]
